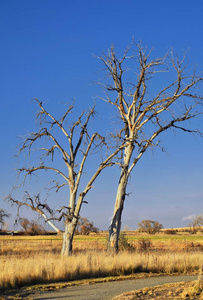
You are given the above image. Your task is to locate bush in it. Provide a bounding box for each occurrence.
[137,239,152,252]
[164,229,177,235]
[119,233,134,251]
[19,218,46,235]
[28,221,45,235]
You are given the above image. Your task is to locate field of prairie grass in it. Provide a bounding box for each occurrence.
[0,231,203,290]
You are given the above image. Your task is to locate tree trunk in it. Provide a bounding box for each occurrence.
[61,218,77,256]
[108,174,127,253]
[61,193,85,256]
[60,189,77,256]
[108,142,134,253]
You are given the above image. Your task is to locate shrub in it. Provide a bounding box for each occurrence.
[137,239,152,252]
[164,229,177,235]
[27,221,46,235]
[119,233,134,251]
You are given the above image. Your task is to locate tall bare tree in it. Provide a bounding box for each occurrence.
[97,42,203,252]
[7,99,123,255]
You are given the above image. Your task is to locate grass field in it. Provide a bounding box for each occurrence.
[0,231,203,290]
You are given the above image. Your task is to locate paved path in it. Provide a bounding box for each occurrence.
[32,275,196,300]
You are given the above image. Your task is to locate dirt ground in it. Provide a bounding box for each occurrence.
[113,281,203,300]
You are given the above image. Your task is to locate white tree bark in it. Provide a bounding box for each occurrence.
[61,218,77,255]
[41,213,60,233]
[108,142,134,252]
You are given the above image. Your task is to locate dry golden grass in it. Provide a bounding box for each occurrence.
[1,232,203,255]
[0,250,203,290]
[0,233,203,291]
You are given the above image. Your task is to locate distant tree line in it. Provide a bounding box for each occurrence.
[18,217,99,236]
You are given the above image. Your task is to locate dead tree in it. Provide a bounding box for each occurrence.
[97,42,203,252]
[8,99,123,255]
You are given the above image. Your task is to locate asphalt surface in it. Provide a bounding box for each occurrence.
[32,275,197,300]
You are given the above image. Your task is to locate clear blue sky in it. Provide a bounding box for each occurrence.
[0,0,202,230]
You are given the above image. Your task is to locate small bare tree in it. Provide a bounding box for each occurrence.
[19,216,46,235]
[7,99,123,255]
[76,217,99,235]
[189,215,203,234]
[19,218,30,232]
[138,220,163,234]
[97,42,203,252]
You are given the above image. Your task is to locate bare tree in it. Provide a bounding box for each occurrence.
[138,220,163,234]
[97,42,203,252]
[76,217,99,235]
[0,208,10,230]
[189,215,203,234]
[20,218,30,232]
[7,100,123,255]
[19,216,46,235]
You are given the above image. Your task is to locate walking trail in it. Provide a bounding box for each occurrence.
[32,274,196,300]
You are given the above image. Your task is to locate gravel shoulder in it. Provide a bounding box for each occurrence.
[31,275,197,300]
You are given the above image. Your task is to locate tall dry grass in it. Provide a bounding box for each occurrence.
[1,235,203,290]
[1,251,203,290]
